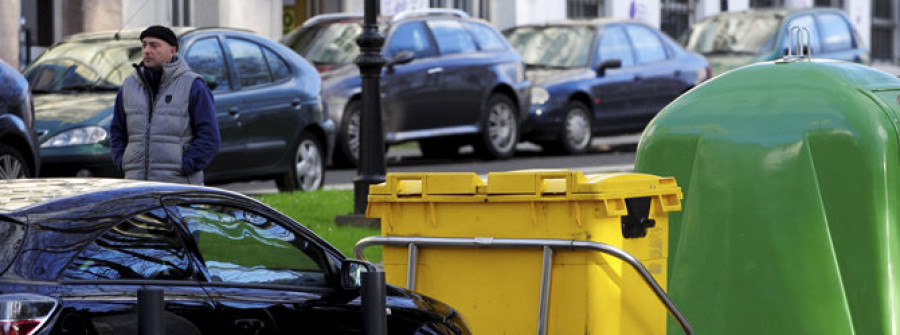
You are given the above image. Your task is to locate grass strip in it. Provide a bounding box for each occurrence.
[254,190,383,263]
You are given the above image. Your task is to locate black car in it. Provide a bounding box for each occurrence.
[679,8,868,75]
[281,9,531,166]
[0,59,39,179]
[504,19,710,154]
[24,27,334,191]
[0,178,470,334]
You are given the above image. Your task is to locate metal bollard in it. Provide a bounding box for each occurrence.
[138,288,164,335]
[361,271,387,335]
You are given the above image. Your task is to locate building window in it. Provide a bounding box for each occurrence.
[749,0,782,8]
[430,0,487,18]
[872,0,894,62]
[567,0,603,19]
[660,0,691,38]
[171,0,191,26]
[813,0,843,7]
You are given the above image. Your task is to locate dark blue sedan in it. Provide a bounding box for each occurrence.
[0,178,470,334]
[504,19,710,154]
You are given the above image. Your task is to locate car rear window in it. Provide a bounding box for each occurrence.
[0,218,26,275]
[465,21,508,52]
[818,13,853,51]
[426,20,478,55]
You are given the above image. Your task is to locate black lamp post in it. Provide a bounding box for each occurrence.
[352,0,387,215]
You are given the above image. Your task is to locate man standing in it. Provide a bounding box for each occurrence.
[110,25,219,185]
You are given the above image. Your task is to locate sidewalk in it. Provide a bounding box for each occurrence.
[872,62,900,76]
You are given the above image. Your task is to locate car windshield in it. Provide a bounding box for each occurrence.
[282,20,387,71]
[504,25,594,68]
[680,13,782,55]
[24,39,140,93]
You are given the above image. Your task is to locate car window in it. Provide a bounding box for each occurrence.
[262,46,291,82]
[625,25,667,64]
[598,26,635,67]
[185,37,232,91]
[504,25,594,67]
[784,15,822,53]
[226,38,273,88]
[61,208,199,281]
[681,13,781,55]
[817,13,853,52]
[426,20,478,55]
[175,204,328,287]
[464,21,508,52]
[385,22,436,59]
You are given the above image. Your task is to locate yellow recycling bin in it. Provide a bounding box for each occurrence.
[365,170,683,334]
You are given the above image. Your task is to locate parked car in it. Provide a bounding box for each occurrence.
[281,9,531,166]
[679,7,868,75]
[0,59,39,179]
[24,27,333,191]
[503,19,710,154]
[0,178,470,334]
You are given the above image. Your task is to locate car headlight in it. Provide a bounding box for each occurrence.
[531,87,550,105]
[41,126,108,148]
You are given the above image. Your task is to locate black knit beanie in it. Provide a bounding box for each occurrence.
[139,25,178,48]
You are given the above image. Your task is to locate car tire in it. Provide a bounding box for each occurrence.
[333,100,361,168]
[418,139,460,159]
[551,101,592,155]
[276,132,325,192]
[475,94,518,160]
[0,143,31,180]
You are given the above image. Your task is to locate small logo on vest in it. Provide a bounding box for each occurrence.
[165,95,172,103]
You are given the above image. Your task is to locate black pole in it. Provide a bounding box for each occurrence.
[138,288,164,335]
[353,0,387,214]
[361,271,388,335]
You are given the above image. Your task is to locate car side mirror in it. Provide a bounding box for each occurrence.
[597,59,622,77]
[340,259,378,290]
[202,75,218,90]
[386,51,415,72]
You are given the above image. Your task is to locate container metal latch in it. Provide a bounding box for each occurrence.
[622,197,655,238]
[779,26,812,63]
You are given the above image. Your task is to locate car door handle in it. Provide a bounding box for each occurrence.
[634,75,642,81]
[228,107,240,116]
[234,318,265,330]
[427,67,443,75]
[291,98,302,106]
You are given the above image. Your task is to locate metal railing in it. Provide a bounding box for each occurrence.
[354,236,693,335]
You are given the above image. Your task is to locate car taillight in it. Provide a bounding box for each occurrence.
[0,320,41,335]
[0,294,59,335]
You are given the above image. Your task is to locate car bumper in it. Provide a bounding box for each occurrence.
[521,99,566,142]
[39,144,120,178]
[512,80,532,126]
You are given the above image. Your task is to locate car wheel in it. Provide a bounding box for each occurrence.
[418,139,460,159]
[0,143,31,180]
[333,100,361,167]
[475,94,518,160]
[276,132,325,192]
[554,101,592,155]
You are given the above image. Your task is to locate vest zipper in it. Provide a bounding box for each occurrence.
[137,68,164,181]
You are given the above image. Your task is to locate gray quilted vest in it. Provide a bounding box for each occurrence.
[120,55,203,184]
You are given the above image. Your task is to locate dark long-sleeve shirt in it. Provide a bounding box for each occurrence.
[110,77,219,175]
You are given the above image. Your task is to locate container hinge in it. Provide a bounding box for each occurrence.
[622,197,655,238]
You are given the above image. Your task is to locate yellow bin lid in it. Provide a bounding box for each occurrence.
[368,170,682,209]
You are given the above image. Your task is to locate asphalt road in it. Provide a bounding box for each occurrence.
[214,133,640,195]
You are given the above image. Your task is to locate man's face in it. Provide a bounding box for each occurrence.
[141,36,176,68]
